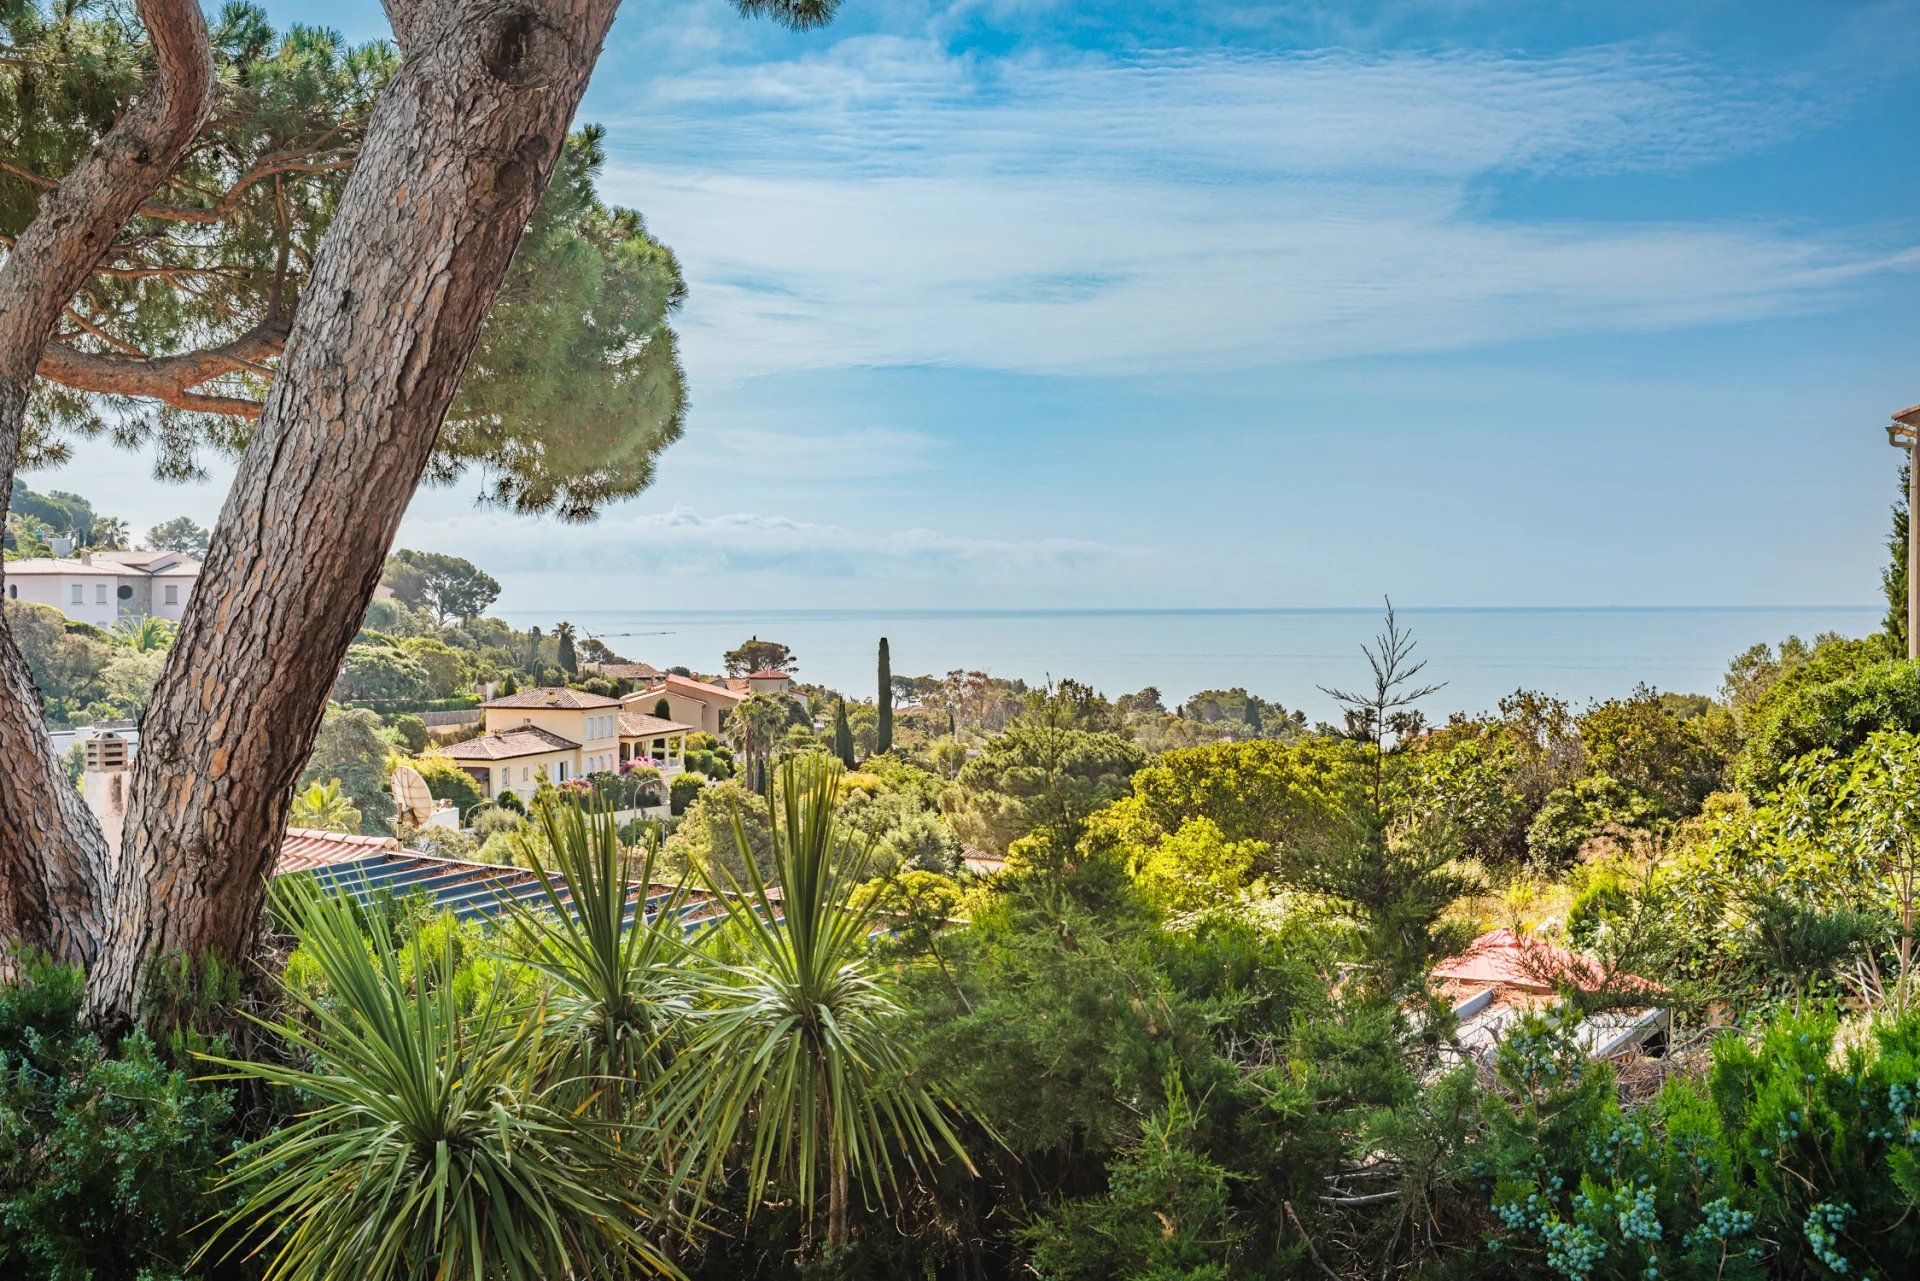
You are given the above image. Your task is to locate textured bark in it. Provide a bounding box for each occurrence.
[84,0,623,1028]
[36,321,286,418]
[0,1,215,970]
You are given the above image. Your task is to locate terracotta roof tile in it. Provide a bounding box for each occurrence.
[483,687,621,710]
[619,712,695,737]
[633,674,742,704]
[441,725,582,761]
[279,827,401,874]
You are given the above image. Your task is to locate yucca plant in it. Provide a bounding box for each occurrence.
[669,755,971,1249]
[503,804,694,1108]
[200,879,677,1281]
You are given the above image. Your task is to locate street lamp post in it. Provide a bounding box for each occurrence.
[1890,404,1920,660]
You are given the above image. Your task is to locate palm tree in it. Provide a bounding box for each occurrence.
[289,778,361,833]
[668,756,970,1250]
[555,620,578,675]
[730,692,792,793]
[112,615,176,652]
[88,515,130,549]
[4,513,53,558]
[201,881,672,1280]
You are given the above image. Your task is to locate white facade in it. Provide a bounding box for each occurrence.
[2,549,199,627]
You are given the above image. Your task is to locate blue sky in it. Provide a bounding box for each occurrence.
[42,0,1920,611]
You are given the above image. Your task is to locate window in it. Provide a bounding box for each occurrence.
[116,584,132,601]
[5,585,14,599]
[522,767,530,782]
[164,584,178,606]
[95,584,108,604]
[71,584,84,605]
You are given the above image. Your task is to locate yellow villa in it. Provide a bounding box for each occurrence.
[624,673,742,738]
[440,687,692,803]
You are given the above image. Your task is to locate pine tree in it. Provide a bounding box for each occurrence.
[833,698,856,768]
[877,637,894,756]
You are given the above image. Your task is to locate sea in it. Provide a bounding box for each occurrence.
[493,606,1883,724]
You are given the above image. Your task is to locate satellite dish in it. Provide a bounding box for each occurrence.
[391,764,434,827]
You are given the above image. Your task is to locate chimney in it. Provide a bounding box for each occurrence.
[77,548,91,565]
[80,732,132,854]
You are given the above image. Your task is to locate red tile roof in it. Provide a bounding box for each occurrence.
[1432,929,1663,995]
[279,827,401,874]
[483,687,621,710]
[634,674,742,704]
[441,725,581,761]
[619,712,695,737]
[747,669,791,679]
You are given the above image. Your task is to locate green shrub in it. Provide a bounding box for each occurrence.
[0,955,242,1280]
[1526,774,1663,868]
[1735,647,1920,790]
[1565,862,1633,945]
[388,713,429,754]
[670,770,707,816]
[471,805,525,840]
[413,752,485,816]
[1022,1076,1239,1281]
[1484,1005,1920,1279]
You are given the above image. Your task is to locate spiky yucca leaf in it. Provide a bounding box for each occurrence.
[200,879,678,1281]
[666,755,970,1240]
[502,803,694,1104]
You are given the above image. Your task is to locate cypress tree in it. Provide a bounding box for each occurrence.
[834,698,856,768]
[877,637,894,755]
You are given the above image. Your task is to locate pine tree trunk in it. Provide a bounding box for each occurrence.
[0,0,215,972]
[82,0,622,1029]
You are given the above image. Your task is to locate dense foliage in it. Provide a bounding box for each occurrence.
[8,583,1920,1280]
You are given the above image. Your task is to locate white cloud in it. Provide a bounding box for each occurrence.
[591,37,1915,381]
[404,504,1124,580]
[673,424,943,479]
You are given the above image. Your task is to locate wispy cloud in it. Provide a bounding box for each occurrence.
[672,424,944,479]
[590,31,1915,380]
[405,504,1125,580]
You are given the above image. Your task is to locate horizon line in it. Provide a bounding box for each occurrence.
[489,603,1883,618]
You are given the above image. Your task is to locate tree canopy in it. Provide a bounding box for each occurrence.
[724,636,796,676]
[380,549,500,625]
[142,515,208,557]
[4,3,686,518]
[940,720,1145,855]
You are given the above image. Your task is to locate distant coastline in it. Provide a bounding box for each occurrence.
[494,604,1883,723]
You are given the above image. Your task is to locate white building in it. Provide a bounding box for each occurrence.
[2,549,200,627]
